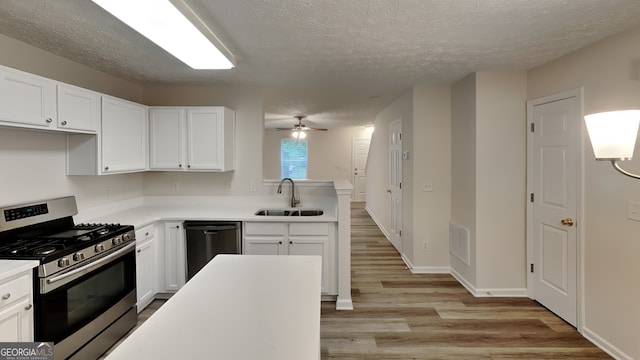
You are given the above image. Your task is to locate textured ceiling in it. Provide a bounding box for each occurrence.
[0,0,640,128]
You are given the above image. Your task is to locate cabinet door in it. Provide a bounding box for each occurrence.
[0,296,33,342]
[101,96,148,174]
[57,84,100,132]
[186,107,235,171]
[136,238,157,312]
[244,236,286,255]
[0,66,56,129]
[149,108,186,170]
[186,108,222,170]
[288,236,330,294]
[164,222,186,292]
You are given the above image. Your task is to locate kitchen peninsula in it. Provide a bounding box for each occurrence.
[104,255,322,360]
[77,179,354,311]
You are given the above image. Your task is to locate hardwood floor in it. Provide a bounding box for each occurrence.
[319,202,611,359]
[104,202,611,359]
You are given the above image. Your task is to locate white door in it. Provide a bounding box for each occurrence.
[352,138,371,201]
[389,120,402,252]
[528,94,579,327]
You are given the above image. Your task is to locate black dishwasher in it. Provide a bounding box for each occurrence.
[183,221,242,280]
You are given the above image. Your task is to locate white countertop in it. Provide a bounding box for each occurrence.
[77,195,338,229]
[0,260,39,279]
[105,255,321,360]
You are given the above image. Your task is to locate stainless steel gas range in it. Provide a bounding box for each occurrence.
[0,196,136,360]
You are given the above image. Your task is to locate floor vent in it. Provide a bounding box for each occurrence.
[449,221,470,265]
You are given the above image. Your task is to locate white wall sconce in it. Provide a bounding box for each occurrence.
[585,110,640,179]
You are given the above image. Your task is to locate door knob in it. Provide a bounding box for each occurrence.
[560,218,574,226]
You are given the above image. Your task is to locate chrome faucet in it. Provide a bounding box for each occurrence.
[277,178,300,207]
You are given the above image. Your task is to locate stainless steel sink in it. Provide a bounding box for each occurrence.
[254,209,292,216]
[254,209,324,216]
[289,209,324,216]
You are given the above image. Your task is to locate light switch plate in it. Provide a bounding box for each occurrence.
[628,200,640,221]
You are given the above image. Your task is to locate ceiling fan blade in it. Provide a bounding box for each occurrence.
[309,127,328,131]
[276,128,292,131]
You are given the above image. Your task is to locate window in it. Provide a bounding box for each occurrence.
[281,139,308,179]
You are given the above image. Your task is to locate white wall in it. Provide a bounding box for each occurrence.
[0,34,145,210]
[450,71,528,292]
[263,126,372,180]
[528,25,640,360]
[366,85,452,271]
[450,74,477,284]
[475,71,527,290]
[409,85,451,270]
[366,90,412,253]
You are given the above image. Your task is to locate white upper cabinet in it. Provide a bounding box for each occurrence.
[0,66,57,129]
[57,83,100,133]
[67,96,148,175]
[149,106,235,172]
[101,96,148,173]
[149,108,187,170]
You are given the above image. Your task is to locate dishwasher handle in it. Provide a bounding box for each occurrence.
[183,224,239,232]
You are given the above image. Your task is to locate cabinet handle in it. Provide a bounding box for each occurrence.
[145,232,149,236]
[61,120,68,126]
[104,166,109,171]
[187,165,191,169]
[137,249,142,253]
[278,241,282,244]
[24,304,32,310]
[178,164,182,168]
[289,241,293,245]
[45,118,52,123]
[2,293,10,300]
[176,225,180,229]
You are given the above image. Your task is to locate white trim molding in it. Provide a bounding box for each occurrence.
[450,268,527,298]
[582,327,633,360]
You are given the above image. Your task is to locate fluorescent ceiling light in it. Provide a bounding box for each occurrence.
[92,0,235,69]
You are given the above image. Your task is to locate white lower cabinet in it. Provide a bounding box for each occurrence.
[163,222,186,292]
[243,222,336,295]
[0,270,34,341]
[135,224,157,312]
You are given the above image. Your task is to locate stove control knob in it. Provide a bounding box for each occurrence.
[73,252,85,261]
[123,233,132,242]
[95,244,105,253]
[58,258,70,268]
[112,236,122,245]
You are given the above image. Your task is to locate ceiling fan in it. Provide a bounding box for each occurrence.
[276,116,327,139]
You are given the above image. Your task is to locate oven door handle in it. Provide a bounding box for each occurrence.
[46,242,136,286]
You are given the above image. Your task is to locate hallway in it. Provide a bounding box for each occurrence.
[319,202,610,359]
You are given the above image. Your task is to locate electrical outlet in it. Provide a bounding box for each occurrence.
[422,182,433,192]
[171,181,179,193]
[423,241,431,251]
[249,181,257,192]
[226,183,232,192]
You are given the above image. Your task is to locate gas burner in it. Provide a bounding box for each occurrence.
[33,246,58,256]
[97,228,110,236]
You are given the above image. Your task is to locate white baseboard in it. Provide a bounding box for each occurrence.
[582,326,633,360]
[364,206,390,239]
[400,253,450,274]
[450,268,527,297]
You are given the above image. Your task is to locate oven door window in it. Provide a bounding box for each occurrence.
[36,250,135,343]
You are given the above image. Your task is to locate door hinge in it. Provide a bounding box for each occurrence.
[399,133,402,140]
[530,193,534,202]
[399,230,402,237]
[530,263,534,273]
[531,123,535,132]
[399,182,402,189]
